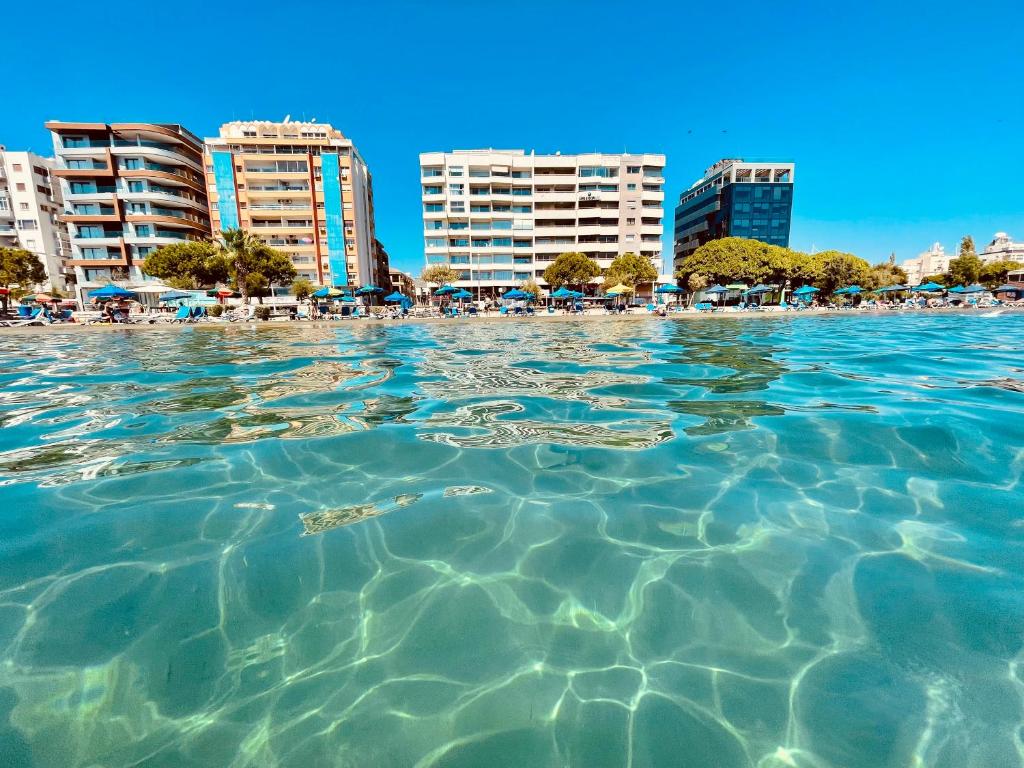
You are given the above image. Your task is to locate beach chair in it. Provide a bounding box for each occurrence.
[171,305,191,323]
[191,306,207,321]
[499,306,508,315]
[0,307,45,327]
[467,306,478,317]
[526,306,535,316]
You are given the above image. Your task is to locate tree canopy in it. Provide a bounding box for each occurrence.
[0,247,46,312]
[674,238,795,287]
[865,262,909,290]
[603,252,658,288]
[141,241,228,289]
[542,252,600,288]
[948,252,982,286]
[979,260,1022,287]
[421,264,460,286]
[291,277,314,301]
[519,277,541,297]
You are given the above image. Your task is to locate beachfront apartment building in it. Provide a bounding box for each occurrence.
[901,242,953,286]
[419,149,665,297]
[672,159,795,270]
[204,120,381,288]
[979,232,1024,264]
[46,122,210,304]
[0,148,71,291]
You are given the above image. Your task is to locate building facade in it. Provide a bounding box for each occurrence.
[901,242,953,286]
[419,149,665,297]
[389,267,416,297]
[204,121,379,288]
[0,148,71,290]
[979,232,1024,264]
[673,159,794,269]
[46,122,210,303]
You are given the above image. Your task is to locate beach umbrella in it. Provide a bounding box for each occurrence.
[654,284,682,294]
[962,284,987,293]
[947,285,966,294]
[89,283,136,301]
[877,284,909,293]
[503,289,527,299]
[312,287,342,298]
[0,288,9,295]
[551,287,573,298]
[705,285,729,294]
[605,283,633,295]
[743,284,772,295]
[434,285,456,295]
[355,284,383,295]
[913,281,944,292]
[159,290,193,302]
[383,291,408,302]
[793,285,819,296]
[994,284,1021,293]
[834,285,862,295]
[451,289,473,299]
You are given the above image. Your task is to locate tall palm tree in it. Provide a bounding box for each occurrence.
[219,229,263,302]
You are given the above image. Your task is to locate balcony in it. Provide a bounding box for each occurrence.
[248,202,313,211]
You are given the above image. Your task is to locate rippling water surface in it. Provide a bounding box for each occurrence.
[1,314,1023,767]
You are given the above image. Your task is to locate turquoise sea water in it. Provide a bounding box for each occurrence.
[0,314,1022,768]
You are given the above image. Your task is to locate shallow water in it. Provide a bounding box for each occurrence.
[1,314,1022,768]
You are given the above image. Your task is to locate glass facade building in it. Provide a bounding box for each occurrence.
[672,159,794,270]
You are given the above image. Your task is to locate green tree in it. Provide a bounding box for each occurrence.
[0,247,46,314]
[866,261,909,290]
[948,252,982,286]
[979,260,1022,288]
[519,277,541,297]
[542,251,600,290]
[810,250,873,295]
[674,237,793,286]
[291,277,314,301]
[959,235,976,258]
[686,273,708,306]
[142,241,228,289]
[921,273,949,286]
[220,229,295,303]
[421,264,460,287]
[603,252,658,289]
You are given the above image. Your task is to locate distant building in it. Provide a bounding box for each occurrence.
[389,267,415,296]
[979,232,1024,264]
[47,122,210,305]
[419,149,665,298]
[204,120,378,289]
[672,158,794,269]
[373,239,392,291]
[901,242,953,285]
[0,147,71,290]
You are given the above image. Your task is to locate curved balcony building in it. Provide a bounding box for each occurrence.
[46,121,210,304]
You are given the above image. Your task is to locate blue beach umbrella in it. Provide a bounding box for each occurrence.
[654,284,682,294]
[550,287,573,298]
[89,283,136,301]
[312,286,343,298]
[451,289,473,299]
[705,285,729,294]
[913,281,944,292]
[947,285,966,294]
[793,285,819,296]
[355,284,383,295]
[877,284,909,293]
[434,285,456,295]
[503,289,528,299]
[834,285,863,295]
[159,290,193,302]
[383,291,408,302]
[962,284,987,293]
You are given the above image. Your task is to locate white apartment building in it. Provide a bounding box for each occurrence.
[901,242,953,286]
[419,149,665,297]
[0,147,71,290]
[979,232,1024,264]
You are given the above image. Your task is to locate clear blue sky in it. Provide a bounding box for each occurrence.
[6,0,1022,274]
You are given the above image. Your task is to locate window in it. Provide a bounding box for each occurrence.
[627,166,640,174]
[492,220,512,230]
[122,158,142,170]
[492,237,512,247]
[425,203,443,212]
[448,166,463,176]
[472,238,489,247]
[426,220,444,230]
[425,237,445,247]
[17,219,37,230]
[511,170,531,179]
[128,181,145,192]
[448,183,464,196]
[626,217,635,225]
[135,225,151,236]
[424,185,442,195]
[449,221,469,230]
[471,205,490,212]
[18,203,29,211]
[81,247,107,258]
[423,168,443,177]
[626,183,637,191]
[625,234,635,241]
[16,183,26,191]
[450,255,470,264]
[450,238,469,247]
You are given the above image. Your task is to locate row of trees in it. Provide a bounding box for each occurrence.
[143,229,297,303]
[420,252,659,295]
[0,246,49,314]
[675,236,1021,296]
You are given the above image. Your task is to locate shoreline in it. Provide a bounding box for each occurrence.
[1,305,1020,334]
